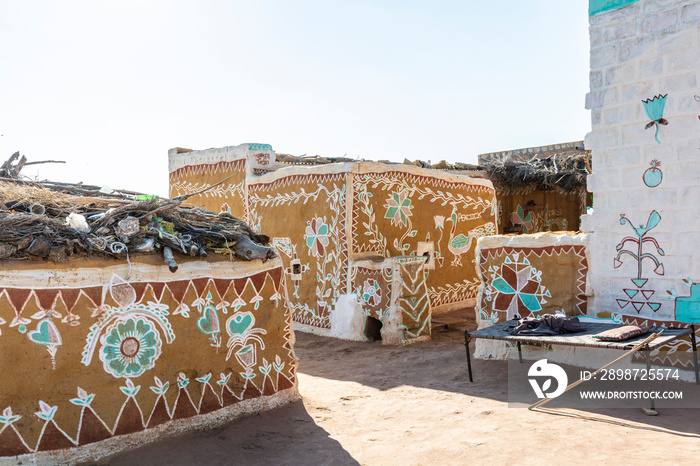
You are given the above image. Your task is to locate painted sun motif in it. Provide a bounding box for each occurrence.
[99,317,162,378]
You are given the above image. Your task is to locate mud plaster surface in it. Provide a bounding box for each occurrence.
[106,329,700,465]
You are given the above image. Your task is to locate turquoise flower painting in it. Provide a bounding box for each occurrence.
[489,255,550,319]
[384,190,413,227]
[361,279,382,307]
[99,317,162,378]
[304,216,330,258]
[642,94,668,144]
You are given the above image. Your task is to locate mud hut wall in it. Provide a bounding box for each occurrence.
[168,143,277,219]
[350,256,432,346]
[497,187,588,234]
[474,233,590,326]
[247,162,496,339]
[582,0,700,356]
[247,164,350,334]
[473,233,591,359]
[0,256,298,461]
[348,163,498,314]
[169,146,497,341]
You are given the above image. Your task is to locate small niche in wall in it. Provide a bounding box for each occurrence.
[364,316,383,342]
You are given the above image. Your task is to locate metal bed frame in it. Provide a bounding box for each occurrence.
[465,320,699,410]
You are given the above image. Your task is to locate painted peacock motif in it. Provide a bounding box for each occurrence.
[446,205,496,266]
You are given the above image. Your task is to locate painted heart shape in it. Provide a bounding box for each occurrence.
[29,319,62,345]
[197,306,220,335]
[227,312,254,336]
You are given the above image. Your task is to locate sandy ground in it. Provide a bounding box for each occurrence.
[107,328,700,465]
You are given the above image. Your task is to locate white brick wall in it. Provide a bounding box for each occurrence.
[586,0,700,320]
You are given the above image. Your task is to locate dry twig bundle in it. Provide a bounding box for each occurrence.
[0,181,274,268]
[483,153,590,193]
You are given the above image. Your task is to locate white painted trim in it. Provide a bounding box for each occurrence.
[0,256,283,288]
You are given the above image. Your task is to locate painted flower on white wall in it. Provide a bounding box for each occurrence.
[304,216,330,258]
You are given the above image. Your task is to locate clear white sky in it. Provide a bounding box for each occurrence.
[0,0,591,197]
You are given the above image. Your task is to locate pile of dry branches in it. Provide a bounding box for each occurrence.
[0,180,274,268]
[483,153,590,193]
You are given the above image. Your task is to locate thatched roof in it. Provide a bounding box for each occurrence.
[0,175,273,267]
[266,143,591,192]
[482,152,590,193]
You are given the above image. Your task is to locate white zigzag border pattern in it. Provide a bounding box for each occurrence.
[248,172,346,193]
[169,159,246,179]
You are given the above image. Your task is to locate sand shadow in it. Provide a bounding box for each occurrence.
[105,400,358,465]
[531,406,700,438]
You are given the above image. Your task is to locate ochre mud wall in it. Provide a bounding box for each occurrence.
[169,146,496,341]
[350,256,431,345]
[248,170,348,330]
[350,265,392,325]
[168,144,277,219]
[497,188,588,234]
[169,158,247,217]
[475,233,589,326]
[0,256,297,461]
[350,166,496,312]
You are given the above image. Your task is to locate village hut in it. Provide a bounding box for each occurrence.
[0,154,298,463]
[477,141,591,234]
[169,144,498,344]
[345,140,591,236]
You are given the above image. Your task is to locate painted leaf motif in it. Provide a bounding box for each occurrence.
[492,277,515,294]
[110,274,137,308]
[217,373,231,386]
[227,312,254,336]
[28,319,62,346]
[36,401,57,421]
[646,210,661,231]
[519,294,542,312]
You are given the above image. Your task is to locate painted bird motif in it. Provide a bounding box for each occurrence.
[447,207,496,266]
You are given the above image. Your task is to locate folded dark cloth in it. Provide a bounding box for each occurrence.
[510,314,585,336]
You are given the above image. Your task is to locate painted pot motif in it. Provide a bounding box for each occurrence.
[643,159,663,188]
[235,344,256,368]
